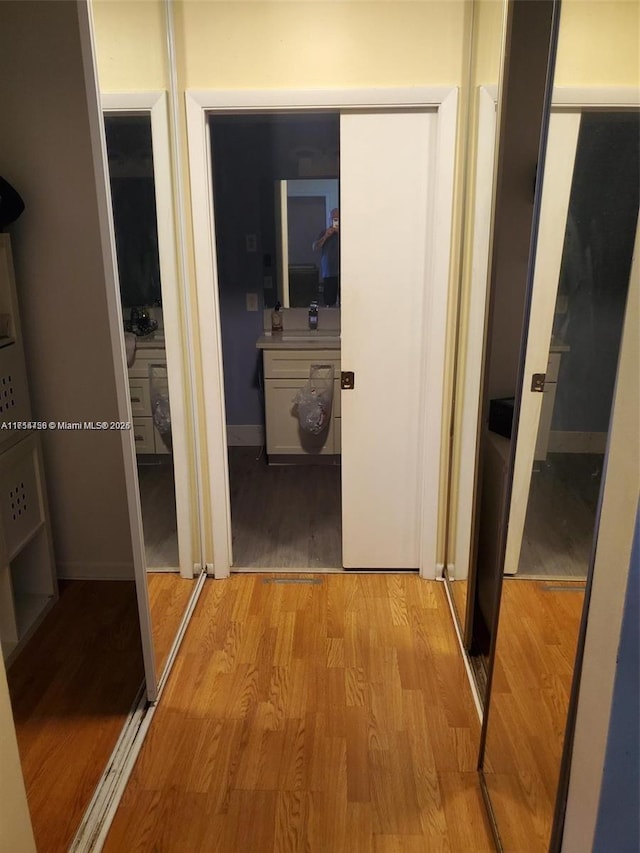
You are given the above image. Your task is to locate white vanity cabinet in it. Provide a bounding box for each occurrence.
[263,349,341,458]
[0,235,57,663]
[127,343,170,455]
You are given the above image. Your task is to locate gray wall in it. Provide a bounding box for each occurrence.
[551,113,639,435]
[0,1,134,578]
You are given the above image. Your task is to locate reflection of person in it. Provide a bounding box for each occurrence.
[312,207,340,306]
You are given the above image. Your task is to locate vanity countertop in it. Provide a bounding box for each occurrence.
[134,331,166,349]
[256,331,340,351]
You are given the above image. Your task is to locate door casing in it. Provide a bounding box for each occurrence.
[184,87,458,579]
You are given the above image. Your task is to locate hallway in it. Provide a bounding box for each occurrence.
[105,574,494,851]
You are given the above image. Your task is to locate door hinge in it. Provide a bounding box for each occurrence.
[341,371,355,390]
[531,373,546,392]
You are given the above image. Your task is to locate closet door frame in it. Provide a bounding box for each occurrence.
[102,91,196,580]
[184,87,458,579]
[454,87,640,590]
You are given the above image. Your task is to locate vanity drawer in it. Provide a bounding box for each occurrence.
[265,378,336,455]
[333,378,341,417]
[263,350,341,380]
[129,379,151,418]
[132,417,156,453]
[334,417,341,453]
[128,348,166,378]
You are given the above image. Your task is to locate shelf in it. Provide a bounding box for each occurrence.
[14,592,54,639]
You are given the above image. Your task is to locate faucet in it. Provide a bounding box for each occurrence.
[308,300,318,330]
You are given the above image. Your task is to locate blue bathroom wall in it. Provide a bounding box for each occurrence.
[209,115,339,429]
[593,503,639,853]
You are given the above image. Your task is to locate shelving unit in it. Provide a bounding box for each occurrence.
[0,235,57,663]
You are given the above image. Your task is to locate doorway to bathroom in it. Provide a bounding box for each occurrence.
[187,88,457,577]
[210,112,343,570]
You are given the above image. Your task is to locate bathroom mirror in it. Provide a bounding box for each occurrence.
[205,113,339,312]
[446,0,507,639]
[275,178,340,308]
[478,0,640,848]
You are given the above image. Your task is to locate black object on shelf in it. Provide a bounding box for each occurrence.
[0,177,25,229]
[489,397,515,439]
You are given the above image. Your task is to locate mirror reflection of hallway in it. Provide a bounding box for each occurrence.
[210,113,342,570]
[104,114,180,574]
[103,109,197,677]
[512,111,640,581]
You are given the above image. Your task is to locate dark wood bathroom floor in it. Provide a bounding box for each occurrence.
[228,446,342,569]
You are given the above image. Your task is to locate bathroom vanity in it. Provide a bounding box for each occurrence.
[256,309,341,461]
[127,334,170,455]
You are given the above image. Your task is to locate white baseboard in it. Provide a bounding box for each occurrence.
[226,424,264,446]
[548,430,607,454]
[57,562,135,581]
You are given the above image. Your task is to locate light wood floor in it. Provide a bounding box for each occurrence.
[229,446,342,569]
[138,458,179,568]
[449,579,467,632]
[147,572,196,676]
[7,580,145,853]
[482,579,585,851]
[105,574,494,852]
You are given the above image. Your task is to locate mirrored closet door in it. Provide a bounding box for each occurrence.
[101,94,201,681]
[453,0,640,849]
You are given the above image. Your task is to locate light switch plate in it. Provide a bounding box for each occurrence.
[245,234,257,252]
[246,292,258,312]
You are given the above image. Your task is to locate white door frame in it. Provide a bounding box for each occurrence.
[453,87,640,581]
[185,87,458,579]
[102,92,195,580]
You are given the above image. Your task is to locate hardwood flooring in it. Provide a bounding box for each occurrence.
[105,574,495,852]
[6,580,145,853]
[147,572,196,676]
[138,458,179,568]
[228,446,342,569]
[449,579,467,633]
[482,579,585,851]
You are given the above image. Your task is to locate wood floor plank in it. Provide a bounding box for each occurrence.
[483,579,584,851]
[6,580,144,853]
[146,571,195,675]
[228,447,342,569]
[104,575,495,852]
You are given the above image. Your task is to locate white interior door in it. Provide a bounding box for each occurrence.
[340,111,434,569]
[504,111,581,574]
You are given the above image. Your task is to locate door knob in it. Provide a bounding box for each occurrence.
[341,371,355,390]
